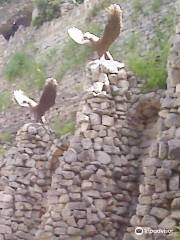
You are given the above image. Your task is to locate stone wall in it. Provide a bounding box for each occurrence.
[0,1,180,239]
[125,2,180,239]
[34,59,142,240]
[0,37,180,239]
[0,123,54,240]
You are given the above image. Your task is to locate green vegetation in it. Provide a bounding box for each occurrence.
[51,115,76,137]
[85,0,115,22]
[75,0,84,3]
[55,22,101,80]
[127,48,168,89]
[132,0,143,13]
[0,91,12,112]
[176,225,180,239]
[114,10,175,90]
[0,0,12,4]
[4,50,45,88]
[0,131,13,143]
[131,0,144,22]
[32,0,61,27]
[151,0,162,12]
[0,146,6,157]
[55,39,91,80]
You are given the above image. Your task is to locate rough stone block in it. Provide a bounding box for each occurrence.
[171,198,180,209]
[89,113,101,125]
[156,168,172,179]
[155,179,167,192]
[159,142,168,159]
[141,215,158,228]
[150,207,169,219]
[171,210,180,220]
[169,174,179,190]
[136,204,150,216]
[159,216,176,229]
[165,114,180,128]
[102,115,114,126]
[168,139,180,159]
[84,225,97,236]
[81,138,92,150]
[95,151,111,165]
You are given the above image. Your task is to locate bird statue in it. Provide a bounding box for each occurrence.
[14,78,57,123]
[68,4,122,60]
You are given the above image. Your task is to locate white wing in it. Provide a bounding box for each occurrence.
[68,27,89,44]
[13,90,37,107]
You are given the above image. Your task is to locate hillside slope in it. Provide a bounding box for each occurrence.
[0,0,176,152]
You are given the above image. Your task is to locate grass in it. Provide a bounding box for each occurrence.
[151,0,162,12]
[0,131,13,143]
[132,0,143,13]
[0,0,12,4]
[131,0,143,22]
[0,146,6,157]
[32,0,61,27]
[85,0,116,22]
[55,22,101,80]
[0,91,12,112]
[176,225,180,239]
[127,48,168,89]
[120,9,175,90]
[51,115,76,137]
[4,50,45,89]
[127,29,170,90]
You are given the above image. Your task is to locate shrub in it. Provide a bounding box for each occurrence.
[176,225,180,239]
[85,0,115,22]
[0,0,12,4]
[127,29,170,90]
[32,0,61,27]
[0,146,6,156]
[0,131,13,143]
[131,0,143,22]
[151,0,162,12]
[0,91,12,112]
[75,0,84,3]
[127,49,168,89]
[51,115,76,137]
[124,9,175,90]
[4,50,45,88]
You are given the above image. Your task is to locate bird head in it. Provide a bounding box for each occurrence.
[83,32,99,44]
[45,77,57,86]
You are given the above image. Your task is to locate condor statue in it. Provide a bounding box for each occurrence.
[68,4,122,60]
[14,78,57,123]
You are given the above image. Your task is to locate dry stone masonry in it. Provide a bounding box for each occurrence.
[0,123,54,240]
[34,59,141,240]
[0,1,180,239]
[0,33,180,239]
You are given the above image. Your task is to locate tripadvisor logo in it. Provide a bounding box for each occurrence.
[135,227,144,235]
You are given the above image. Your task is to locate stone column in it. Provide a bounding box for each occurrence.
[0,123,53,240]
[35,59,141,240]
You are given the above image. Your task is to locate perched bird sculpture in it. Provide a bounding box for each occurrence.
[68,4,122,60]
[14,78,57,122]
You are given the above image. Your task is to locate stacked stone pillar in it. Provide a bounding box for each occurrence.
[35,60,141,240]
[0,123,53,240]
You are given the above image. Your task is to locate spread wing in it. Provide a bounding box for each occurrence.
[68,27,91,45]
[97,4,122,55]
[36,78,57,116]
[13,90,37,107]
